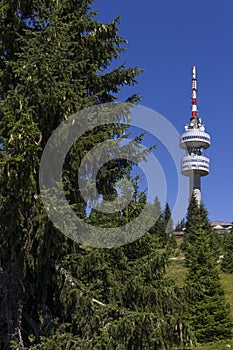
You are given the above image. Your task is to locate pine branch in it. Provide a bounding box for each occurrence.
[55,263,107,307]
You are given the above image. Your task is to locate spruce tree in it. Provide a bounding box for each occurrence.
[163,202,177,249]
[182,194,220,264]
[149,196,165,246]
[0,1,194,349]
[0,1,141,348]
[184,204,232,342]
[149,199,176,249]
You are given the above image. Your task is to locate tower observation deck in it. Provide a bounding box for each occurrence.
[180,66,210,204]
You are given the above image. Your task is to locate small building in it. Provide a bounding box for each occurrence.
[174,221,232,239]
[210,221,232,235]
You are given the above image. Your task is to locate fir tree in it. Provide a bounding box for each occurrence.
[184,212,232,342]
[0,1,142,348]
[149,196,164,245]
[149,199,176,249]
[182,194,220,263]
[0,1,193,349]
[163,202,177,249]
[164,203,173,232]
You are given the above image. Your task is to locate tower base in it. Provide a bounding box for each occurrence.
[190,173,201,205]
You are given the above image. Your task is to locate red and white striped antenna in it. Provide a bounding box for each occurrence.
[191,65,198,118]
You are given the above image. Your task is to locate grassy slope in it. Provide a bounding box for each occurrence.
[166,249,233,349]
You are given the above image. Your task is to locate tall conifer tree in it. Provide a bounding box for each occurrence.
[184,198,232,342]
[182,194,212,264]
[0,1,142,348]
[0,1,194,349]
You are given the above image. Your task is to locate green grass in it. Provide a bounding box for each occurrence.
[166,258,187,285]
[166,259,233,315]
[221,272,233,317]
[196,339,233,349]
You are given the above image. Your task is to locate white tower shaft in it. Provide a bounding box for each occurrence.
[190,173,201,205]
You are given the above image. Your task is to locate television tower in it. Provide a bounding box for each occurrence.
[180,66,210,205]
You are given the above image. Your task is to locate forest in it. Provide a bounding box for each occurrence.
[0,1,233,349]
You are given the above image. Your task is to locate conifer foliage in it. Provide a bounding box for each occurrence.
[0,1,192,349]
[182,195,211,260]
[184,197,232,342]
[0,1,141,348]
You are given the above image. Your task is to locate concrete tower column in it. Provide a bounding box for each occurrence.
[190,172,201,205]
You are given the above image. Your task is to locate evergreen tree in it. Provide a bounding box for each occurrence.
[149,199,176,249]
[163,202,177,249]
[163,203,173,232]
[182,194,220,263]
[0,1,193,349]
[184,213,232,342]
[221,224,233,273]
[86,179,193,349]
[0,1,142,348]
[149,196,165,246]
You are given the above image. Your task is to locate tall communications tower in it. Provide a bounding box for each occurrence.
[180,66,211,204]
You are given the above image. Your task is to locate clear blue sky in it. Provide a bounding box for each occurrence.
[93,0,233,223]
